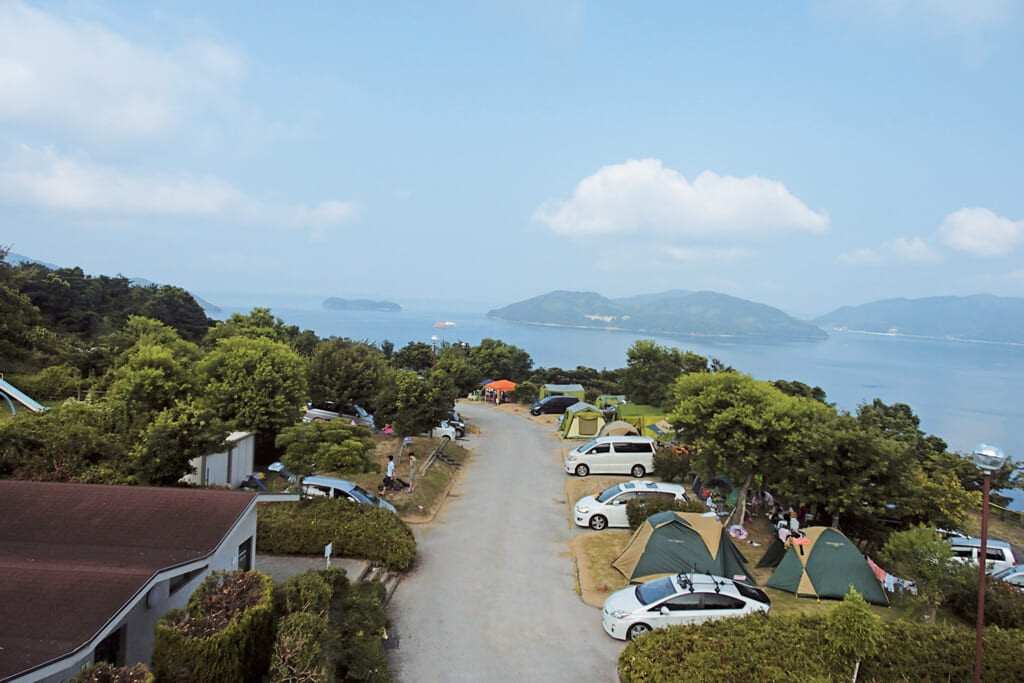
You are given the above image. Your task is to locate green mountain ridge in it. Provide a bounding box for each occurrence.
[814,294,1024,344]
[488,290,828,340]
[322,297,401,312]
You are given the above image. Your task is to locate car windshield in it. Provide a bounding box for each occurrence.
[734,582,771,605]
[577,439,599,453]
[352,484,379,504]
[635,576,677,606]
[597,484,625,503]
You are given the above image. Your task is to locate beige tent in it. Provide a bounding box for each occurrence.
[599,420,640,436]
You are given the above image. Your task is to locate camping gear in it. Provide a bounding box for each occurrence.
[612,510,753,585]
[729,524,749,541]
[599,420,640,436]
[559,402,607,439]
[756,535,788,568]
[613,404,670,440]
[594,394,627,409]
[765,526,889,606]
[539,383,586,401]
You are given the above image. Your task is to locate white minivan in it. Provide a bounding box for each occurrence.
[564,435,657,478]
[950,537,1017,575]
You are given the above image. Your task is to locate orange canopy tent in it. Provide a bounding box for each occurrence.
[486,379,516,392]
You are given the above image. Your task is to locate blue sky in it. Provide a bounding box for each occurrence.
[2,1,1022,317]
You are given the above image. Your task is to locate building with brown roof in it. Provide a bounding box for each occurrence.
[0,481,258,682]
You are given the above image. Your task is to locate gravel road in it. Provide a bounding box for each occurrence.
[387,401,623,682]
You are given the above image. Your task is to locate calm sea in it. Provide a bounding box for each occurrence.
[217,301,1024,509]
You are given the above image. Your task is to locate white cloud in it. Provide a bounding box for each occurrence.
[533,159,828,240]
[940,207,1023,256]
[0,145,253,216]
[666,247,750,262]
[839,248,883,264]
[294,200,359,240]
[0,1,242,138]
[883,236,939,262]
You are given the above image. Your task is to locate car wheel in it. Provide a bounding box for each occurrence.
[627,623,651,641]
[631,464,646,478]
[575,464,590,477]
[455,428,465,438]
[589,515,608,530]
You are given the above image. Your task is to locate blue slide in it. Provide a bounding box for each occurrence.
[0,377,47,414]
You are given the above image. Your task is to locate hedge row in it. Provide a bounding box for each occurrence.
[618,612,1024,682]
[625,497,706,529]
[270,569,391,682]
[151,571,275,683]
[257,499,416,571]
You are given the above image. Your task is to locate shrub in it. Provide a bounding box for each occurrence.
[11,364,84,400]
[257,499,416,571]
[625,497,706,529]
[947,567,1024,629]
[509,381,537,404]
[276,567,349,618]
[337,581,391,682]
[270,612,333,683]
[151,570,275,683]
[652,447,691,483]
[70,663,153,683]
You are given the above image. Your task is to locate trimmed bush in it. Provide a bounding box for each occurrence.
[270,612,333,682]
[152,570,275,683]
[337,581,391,683]
[257,499,416,571]
[71,663,153,683]
[652,447,691,483]
[625,497,706,529]
[276,567,350,618]
[947,568,1024,630]
[618,610,1024,682]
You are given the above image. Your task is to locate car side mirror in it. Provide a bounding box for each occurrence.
[660,606,670,616]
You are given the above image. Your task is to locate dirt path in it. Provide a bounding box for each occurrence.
[386,401,623,682]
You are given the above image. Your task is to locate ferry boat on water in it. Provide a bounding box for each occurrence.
[434,321,456,328]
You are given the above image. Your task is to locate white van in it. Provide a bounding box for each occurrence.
[564,435,657,478]
[950,537,1017,575]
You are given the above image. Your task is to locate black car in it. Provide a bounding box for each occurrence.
[446,410,467,438]
[530,395,581,415]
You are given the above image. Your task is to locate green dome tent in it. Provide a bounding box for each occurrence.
[559,402,606,439]
[766,527,889,606]
[611,510,753,585]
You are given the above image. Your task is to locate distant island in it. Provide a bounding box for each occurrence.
[814,295,1024,345]
[322,297,401,312]
[488,290,828,340]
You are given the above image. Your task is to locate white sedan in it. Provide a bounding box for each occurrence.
[573,480,689,530]
[602,573,770,641]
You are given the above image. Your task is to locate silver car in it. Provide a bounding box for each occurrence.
[301,475,396,514]
[602,573,770,641]
[574,480,688,530]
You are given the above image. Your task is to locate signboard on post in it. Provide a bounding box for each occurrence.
[324,542,333,569]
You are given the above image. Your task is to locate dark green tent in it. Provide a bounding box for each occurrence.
[766,527,888,606]
[612,510,753,585]
[756,536,787,568]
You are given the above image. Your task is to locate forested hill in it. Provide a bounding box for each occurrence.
[488,290,828,340]
[323,297,401,312]
[815,295,1024,344]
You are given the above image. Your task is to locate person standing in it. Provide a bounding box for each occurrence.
[385,455,395,493]
[407,453,417,493]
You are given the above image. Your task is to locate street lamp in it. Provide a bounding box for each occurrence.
[430,336,439,369]
[972,442,1008,683]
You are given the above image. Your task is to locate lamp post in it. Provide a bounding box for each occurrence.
[972,443,1008,683]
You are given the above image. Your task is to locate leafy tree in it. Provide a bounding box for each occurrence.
[135,285,213,342]
[773,379,829,404]
[0,401,130,482]
[307,338,390,411]
[434,343,482,397]
[668,371,816,524]
[623,340,707,408]
[198,336,308,438]
[877,525,957,622]
[204,307,319,355]
[468,338,532,382]
[130,403,226,485]
[826,589,881,683]
[276,421,378,477]
[0,247,43,363]
[391,341,434,373]
[374,370,449,437]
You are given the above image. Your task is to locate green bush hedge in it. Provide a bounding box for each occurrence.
[625,497,707,529]
[946,568,1024,629]
[257,499,416,571]
[270,569,391,683]
[618,611,1024,682]
[151,570,275,683]
[652,448,691,483]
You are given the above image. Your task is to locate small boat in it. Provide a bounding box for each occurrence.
[434,321,456,328]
